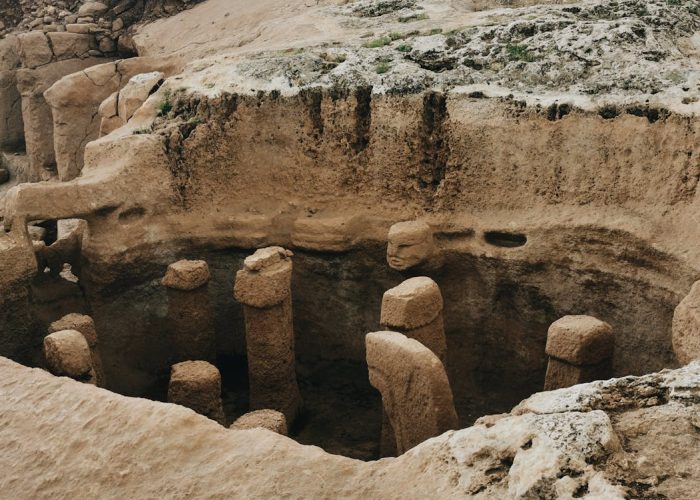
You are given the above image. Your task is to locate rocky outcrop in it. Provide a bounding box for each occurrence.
[43,56,181,180]
[0,356,698,498]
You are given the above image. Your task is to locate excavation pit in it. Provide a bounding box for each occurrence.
[8,229,683,460]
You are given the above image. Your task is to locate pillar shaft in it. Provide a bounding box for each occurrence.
[234,247,301,424]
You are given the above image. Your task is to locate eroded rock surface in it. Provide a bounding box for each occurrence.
[0,357,699,498]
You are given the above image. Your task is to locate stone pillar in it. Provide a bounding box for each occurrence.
[43,329,96,385]
[167,360,225,425]
[380,277,446,362]
[672,280,700,365]
[379,277,447,456]
[49,313,105,387]
[230,409,288,435]
[233,246,301,424]
[366,331,458,455]
[544,315,614,391]
[162,259,215,363]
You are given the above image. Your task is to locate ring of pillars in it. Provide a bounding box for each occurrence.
[38,246,618,454]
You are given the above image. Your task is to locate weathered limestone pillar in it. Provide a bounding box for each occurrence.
[672,280,700,365]
[380,277,446,362]
[234,246,301,424]
[43,329,96,385]
[379,277,447,456]
[544,315,614,391]
[49,313,105,387]
[162,260,215,363]
[366,331,458,455]
[167,360,225,425]
[230,409,288,435]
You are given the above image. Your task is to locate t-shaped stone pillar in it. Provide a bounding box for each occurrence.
[167,360,225,425]
[162,260,215,363]
[379,277,447,456]
[233,246,301,424]
[49,313,105,387]
[366,331,458,455]
[544,315,614,391]
[230,409,288,435]
[43,329,97,385]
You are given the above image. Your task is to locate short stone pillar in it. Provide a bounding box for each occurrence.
[230,409,288,435]
[167,360,225,425]
[234,247,301,424]
[43,330,97,385]
[366,331,458,455]
[544,315,614,391]
[49,313,105,387]
[162,260,215,362]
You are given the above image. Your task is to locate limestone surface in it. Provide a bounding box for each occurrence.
[2,357,699,498]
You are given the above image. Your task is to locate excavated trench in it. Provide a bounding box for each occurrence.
[9,225,685,461]
[2,82,699,461]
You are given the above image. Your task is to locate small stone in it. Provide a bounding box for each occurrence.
[162,260,210,291]
[112,18,124,31]
[66,23,95,34]
[77,2,108,17]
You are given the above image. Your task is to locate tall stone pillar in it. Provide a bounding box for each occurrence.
[162,260,215,363]
[379,277,447,456]
[49,313,105,387]
[544,315,614,391]
[168,360,225,425]
[43,329,97,385]
[234,246,301,424]
[366,331,458,455]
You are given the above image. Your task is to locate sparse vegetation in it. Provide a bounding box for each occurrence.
[364,36,392,48]
[396,44,412,53]
[398,12,428,23]
[158,89,173,116]
[506,44,537,62]
[375,62,392,74]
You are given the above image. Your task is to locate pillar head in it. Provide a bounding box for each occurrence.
[169,360,221,391]
[162,260,210,291]
[386,221,436,271]
[234,246,293,308]
[230,409,288,436]
[49,313,97,347]
[43,329,93,380]
[545,315,614,366]
[380,277,443,330]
